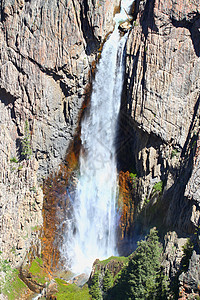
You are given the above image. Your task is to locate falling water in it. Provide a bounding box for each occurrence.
[63,0,134,275]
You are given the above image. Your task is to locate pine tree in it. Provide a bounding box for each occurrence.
[89,271,102,300]
[103,269,113,295]
[108,228,169,300]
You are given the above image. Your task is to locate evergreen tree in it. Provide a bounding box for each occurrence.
[89,271,102,300]
[103,269,113,295]
[108,228,169,300]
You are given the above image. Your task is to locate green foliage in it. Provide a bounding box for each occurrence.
[55,278,91,300]
[30,186,37,193]
[103,270,113,294]
[153,181,163,193]
[129,173,137,180]
[21,120,32,159]
[29,258,47,284]
[192,140,197,149]
[0,258,12,274]
[171,149,178,158]
[0,258,27,299]
[182,238,194,271]
[31,225,41,232]
[10,246,16,254]
[100,256,128,266]
[10,157,18,163]
[2,269,27,300]
[129,173,137,189]
[144,197,150,205]
[89,272,102,300]
[105,228,169,300]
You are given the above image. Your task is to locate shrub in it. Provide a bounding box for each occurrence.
[153,181,163,193]
[10,157,18,163]
[171,149,178,158]
[21,120,32,159]
[182,238,194,271]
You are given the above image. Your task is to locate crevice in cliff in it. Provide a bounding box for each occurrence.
[182,95,200,158]
[0,87,19,128]
[0,2,6,23]
[79,0,100,55]
[140,0,158,38]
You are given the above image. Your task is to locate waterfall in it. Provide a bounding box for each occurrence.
[62,0,134,275]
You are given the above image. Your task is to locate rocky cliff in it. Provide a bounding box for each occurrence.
[119,0,200,296]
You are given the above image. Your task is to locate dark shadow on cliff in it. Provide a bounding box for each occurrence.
[181,95,200,158]
[140,0,159,113]
[115,82,199,255]
[79,0,101,55]
[140,0,159,37]
[171,14,200,57]
[0,87,16,105]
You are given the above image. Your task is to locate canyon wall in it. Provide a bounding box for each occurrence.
[120,0,200,232]
[119,0,200,295]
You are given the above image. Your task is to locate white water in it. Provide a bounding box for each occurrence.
[62,0,134,276]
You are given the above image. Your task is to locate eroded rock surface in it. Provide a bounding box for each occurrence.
[120,0,200,294]
[121,0,200,231]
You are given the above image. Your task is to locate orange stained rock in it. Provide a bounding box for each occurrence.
[118,171,135,239]
[42,82,92,271]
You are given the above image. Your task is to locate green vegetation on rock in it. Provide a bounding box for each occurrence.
[153,181,163,193]
[99,256,128,266]
[89,272,102,300]
[89,228,169,300]
[55,278,91,300]
[171,149,178,158]
[103,270,113,294]
[29,258,47,285]
[0,259,28,300]
[182,238,194,272]
[10,157,19,163]
[21,120,32,159]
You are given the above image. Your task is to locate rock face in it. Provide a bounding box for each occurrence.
[121,0,200,232]
[0,0,120,267]
[119,0,200,295]
[126,0,199,147]
[179,250,200,297]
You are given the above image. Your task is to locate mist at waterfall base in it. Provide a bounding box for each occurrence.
[62,1,134,276]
